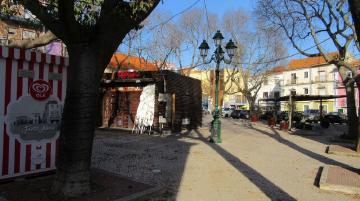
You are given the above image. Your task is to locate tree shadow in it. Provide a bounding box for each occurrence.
[176,129,298,201]
[250,126,357,172]
[289,123,353,147]
[92,130,196,200]
[94,116,347,201]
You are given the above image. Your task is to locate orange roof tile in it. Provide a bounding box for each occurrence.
[351,59,360,67]
[287,53,338,70]
[269,65,286,74]
[108,53,158,71]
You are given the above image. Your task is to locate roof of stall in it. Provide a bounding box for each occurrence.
[108,53,158,71]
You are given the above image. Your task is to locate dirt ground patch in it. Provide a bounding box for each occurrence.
[0,169,153,201]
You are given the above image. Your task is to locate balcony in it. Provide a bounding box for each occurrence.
[314,76,328,83]
[285,79,297,85]
[285,78,310,85]
[285,77,333,86]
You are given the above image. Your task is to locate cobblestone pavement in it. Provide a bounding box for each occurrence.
[92,116,360,201]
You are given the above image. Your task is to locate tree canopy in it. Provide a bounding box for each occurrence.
[0,0,161,198]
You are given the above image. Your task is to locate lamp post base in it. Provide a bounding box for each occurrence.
[210,116,222,143]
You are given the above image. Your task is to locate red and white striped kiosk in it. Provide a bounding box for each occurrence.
[0,46,68,180]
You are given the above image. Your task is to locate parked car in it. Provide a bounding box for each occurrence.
[303,109,323,123]
[339,113,348,123]
[230,110,241,119]
[239,110,250,119]
[323,112,343,124]
[276,111,303,124]
[260,111,274,120]
[221,108,233,118]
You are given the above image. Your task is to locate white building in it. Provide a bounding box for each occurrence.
[257,66,285,111]
[257,55,339,113]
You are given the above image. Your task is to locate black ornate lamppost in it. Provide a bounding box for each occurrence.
[198,30,237,143]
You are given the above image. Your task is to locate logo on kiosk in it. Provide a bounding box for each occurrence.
[5,79,62,141]
[30,80,52,101]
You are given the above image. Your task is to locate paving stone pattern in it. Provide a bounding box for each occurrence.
[92,116,360,201]
[92,131,193,191]
[326,166,360,187]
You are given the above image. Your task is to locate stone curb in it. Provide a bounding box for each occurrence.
[327,145,360,157]
[113,186,165,201]
[319,166,360,195]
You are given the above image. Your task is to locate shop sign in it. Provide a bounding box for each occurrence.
[30,80,52,101]
[17,69,34,78]
[5,95,62,141]
[117,71,140,79]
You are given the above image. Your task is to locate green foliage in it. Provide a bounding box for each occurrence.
[130,1,154,14]
[74,0,102,26]
[3,0,158,27]
[0,0,19,16]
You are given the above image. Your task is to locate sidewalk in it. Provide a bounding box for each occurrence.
[92,116,360,201]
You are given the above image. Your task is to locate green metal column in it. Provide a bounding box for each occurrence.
[211,60,222,143]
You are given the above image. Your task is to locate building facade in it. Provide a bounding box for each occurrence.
[258,66,285,111]
[182,68,248,111]
[101,53,203,132]
[282,62,337,113]
[257,54,352,113]
[0,7,67,56]
[334,60,360,114]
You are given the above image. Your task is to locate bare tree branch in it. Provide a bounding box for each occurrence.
[8,31,58,49]
[17,0,65,40]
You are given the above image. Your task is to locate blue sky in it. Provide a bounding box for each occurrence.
[118,0,359,67]
[150,0,309,66]
[155,0,256,15]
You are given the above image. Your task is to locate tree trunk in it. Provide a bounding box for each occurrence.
[52,45,103,198]
[248,97,256,118]
[355,81,360,152]
[108,91,120,127]
[349,0,360,41]
[345,83,358,139]
[288,94,294,131]
[357,116,360,151]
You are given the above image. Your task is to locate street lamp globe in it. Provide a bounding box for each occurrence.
[198,40,210,58]
[225,39,237,58]
[213,30,224,46]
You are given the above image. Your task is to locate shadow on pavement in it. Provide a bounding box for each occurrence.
[178,129,298,201]
[250,127,357,172]
[92,131,196,200]
[289,124,353,146]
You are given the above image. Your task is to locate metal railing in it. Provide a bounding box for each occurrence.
[314,76,328,82]
[285,79,297,85]
[284,77,333,85]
